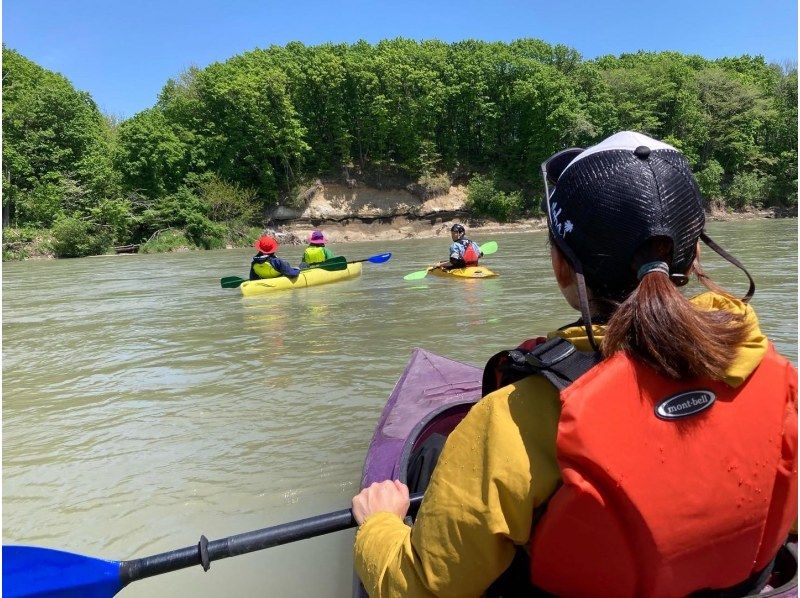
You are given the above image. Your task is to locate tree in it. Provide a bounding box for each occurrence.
[115,108,189,197]
[2,46,117,226]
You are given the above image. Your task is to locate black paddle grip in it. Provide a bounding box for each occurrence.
[119,493,423,585]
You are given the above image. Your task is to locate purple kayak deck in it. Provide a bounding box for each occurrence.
[360,348,482,487]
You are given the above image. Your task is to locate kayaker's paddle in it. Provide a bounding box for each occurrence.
[3,493,424,598]
[220,276,248,288]
[220,257,349,289]
[348,252,392,264]
[403,241,498,281]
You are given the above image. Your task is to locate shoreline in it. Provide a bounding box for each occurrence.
[3,208,795,260]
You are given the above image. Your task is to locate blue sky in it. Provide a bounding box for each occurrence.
[4,0,797,119]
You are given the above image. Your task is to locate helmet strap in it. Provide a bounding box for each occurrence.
[558,239,600,353]
[543,173,600,352]
[699,232,755,302]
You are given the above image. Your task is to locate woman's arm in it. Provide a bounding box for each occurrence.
[353,377,563,597]
[272,257,301,277]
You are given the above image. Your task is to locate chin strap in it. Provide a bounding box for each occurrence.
[553,236,600,352]
[543,181,599,352]
[700,232,756,303]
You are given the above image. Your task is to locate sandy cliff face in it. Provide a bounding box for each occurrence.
[270,183,468,221]
[265,182,547,243]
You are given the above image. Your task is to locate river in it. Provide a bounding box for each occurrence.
[3,219,797,597]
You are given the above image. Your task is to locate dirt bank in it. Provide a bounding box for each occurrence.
[266,182,795,245]
[274,215,547,244]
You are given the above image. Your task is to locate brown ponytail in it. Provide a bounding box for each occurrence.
[602,246,751,380]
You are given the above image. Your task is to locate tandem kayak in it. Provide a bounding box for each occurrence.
[240,263,362,296]
[429,265,498,279]
[353,349,798,597]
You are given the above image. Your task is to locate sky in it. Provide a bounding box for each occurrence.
[3,0,798,119]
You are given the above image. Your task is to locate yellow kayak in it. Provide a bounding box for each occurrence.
[240,263,362,296]
[429,265,498,279]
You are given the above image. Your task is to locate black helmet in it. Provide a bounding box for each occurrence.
[450,223,465,236]
[541,130,754,350]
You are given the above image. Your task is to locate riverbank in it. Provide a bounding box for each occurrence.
[3,208,795,261]
[253,181,798,245]
[273,206,796,245]
[3,181,797,261]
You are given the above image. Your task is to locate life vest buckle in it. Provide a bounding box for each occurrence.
[524,338,577,370]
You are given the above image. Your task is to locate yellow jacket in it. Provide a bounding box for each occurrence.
[354,292,771,597]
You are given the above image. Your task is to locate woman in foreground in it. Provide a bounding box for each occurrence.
[351,131,797,597]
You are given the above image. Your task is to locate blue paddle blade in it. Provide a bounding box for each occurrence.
[367,252,392,264]
[3,545,123,598]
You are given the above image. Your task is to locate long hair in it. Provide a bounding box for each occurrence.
[597,239,751,379]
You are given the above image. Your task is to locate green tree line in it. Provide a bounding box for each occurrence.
[2,40,797,258]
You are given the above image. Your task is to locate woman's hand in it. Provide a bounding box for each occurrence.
[352,480,410,525]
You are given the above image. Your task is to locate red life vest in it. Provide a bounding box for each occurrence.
[527,344,798,597]
[460,239,480,265]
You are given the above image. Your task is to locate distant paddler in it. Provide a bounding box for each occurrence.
[300,230,336,269]
[433,223,483,270]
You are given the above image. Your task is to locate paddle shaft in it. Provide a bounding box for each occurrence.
[119,493,423,586]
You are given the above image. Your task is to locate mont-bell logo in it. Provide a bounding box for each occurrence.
[655,390,716,421]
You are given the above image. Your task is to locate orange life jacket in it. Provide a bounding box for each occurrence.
[525,343,798,598]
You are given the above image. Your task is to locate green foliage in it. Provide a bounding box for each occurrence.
[695,160,724,201]
[466,175,523,222]
[90,198,134,243]
[114,108,188,197]
[185,212,226,249]
[197,175,259,224]
[137,186,207,235]
[727,171,769,209]
[16,177,65,227]
[416,173,452,197]
[2,226,51,260]
[3,41,798,260]
[49,215,111,258]
[139,229,193,253]
[2,46,118,226]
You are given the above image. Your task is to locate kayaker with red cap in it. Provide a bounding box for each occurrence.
[352,131,797,597]
[300,230,336,269]
[249,235,300,280]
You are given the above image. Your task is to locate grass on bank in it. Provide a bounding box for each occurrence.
[2,223,265,261]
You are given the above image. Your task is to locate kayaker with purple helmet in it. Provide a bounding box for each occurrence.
[249,235,300,280]
[300,229,336,269]
[351,132,797,596]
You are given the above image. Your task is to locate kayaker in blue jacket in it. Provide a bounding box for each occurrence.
[438,223,482,269]
[249,235,300,280]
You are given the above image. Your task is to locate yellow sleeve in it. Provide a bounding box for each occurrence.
[353,376,563,597]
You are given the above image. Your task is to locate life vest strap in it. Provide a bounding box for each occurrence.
[483,337,601,395]
[520,337,603,390]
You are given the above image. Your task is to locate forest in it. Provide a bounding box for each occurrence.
[2,39,797,258]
